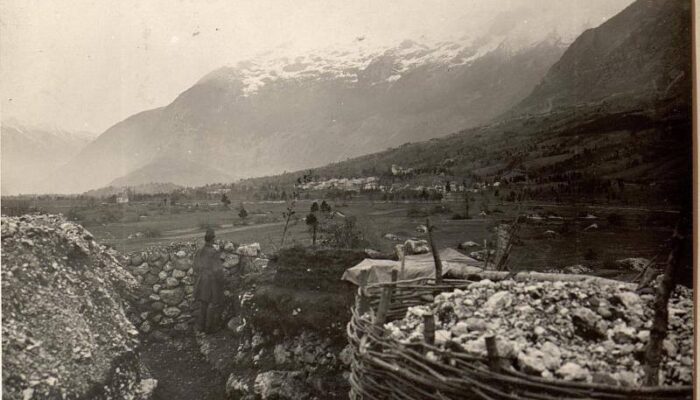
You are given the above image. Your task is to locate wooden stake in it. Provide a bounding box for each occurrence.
[483,239,489,270]
[374,272,399,329]
[644,220,687,385]
[374,286,392,328]
[485,336,501,372]
[426,218,443,284]
[357,269,370,315]
[423,313,435,346]
[396,245,406,280]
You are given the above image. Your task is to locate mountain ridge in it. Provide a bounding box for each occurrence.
[42,36,568,193]
[513,0,691,114]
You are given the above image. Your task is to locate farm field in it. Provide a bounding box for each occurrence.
[38,197,678,276]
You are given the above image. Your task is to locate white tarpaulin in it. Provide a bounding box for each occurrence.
[341,248,483,285]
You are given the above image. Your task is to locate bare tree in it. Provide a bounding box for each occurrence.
[280,200,296,247]
[305,212,318,246]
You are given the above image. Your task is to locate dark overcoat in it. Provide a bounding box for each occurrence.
[193,244,225,304]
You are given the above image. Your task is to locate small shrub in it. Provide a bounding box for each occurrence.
[320,216,371,249]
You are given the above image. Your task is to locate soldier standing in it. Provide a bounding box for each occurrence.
[193,228,224,333]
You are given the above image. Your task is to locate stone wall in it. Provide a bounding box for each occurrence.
[125,241,264,335]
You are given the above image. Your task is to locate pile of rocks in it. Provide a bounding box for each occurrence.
[1,214,155,399]
[219,330,353,399]
[384,278,693,386]
[126,242,267,335]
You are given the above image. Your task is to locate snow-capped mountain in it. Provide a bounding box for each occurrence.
[1,120,94,195]
[203,34,518,95]
[43,34,567,193]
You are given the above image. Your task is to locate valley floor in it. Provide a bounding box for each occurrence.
[81,199,678,273]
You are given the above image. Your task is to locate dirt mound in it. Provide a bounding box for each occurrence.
[1,214,152,399]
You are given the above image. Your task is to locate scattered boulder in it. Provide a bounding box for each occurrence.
[483,291,512,314]
[253,371,308,400]
[159,288,185,306]
[163,307,181,318]
[557,362,590,381]
[363,248,383,258]
[458,241,480,250]
[132,263,150,276]
[173,258,191,271]
[540,342,562,370]
[571,307,606,340]
[226,374,250,397]
[517,349,546,374]
[383,233,400,241]
[237,243,261,257]
[611,291,644,315]
[468,249,494,261]
[404,239,430,255]
[165,277,180,288]
[138,378,158,398]
[583,223,599,231]
[616,258,650,272]
[172,269,187,279]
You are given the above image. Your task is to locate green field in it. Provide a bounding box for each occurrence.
[26,197,676,276]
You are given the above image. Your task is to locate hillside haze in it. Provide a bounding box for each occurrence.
[43,33,568,193]
[1,120,94,195]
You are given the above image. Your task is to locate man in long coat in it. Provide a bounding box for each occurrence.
[193,228,224,333]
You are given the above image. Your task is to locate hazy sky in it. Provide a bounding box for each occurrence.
[0,0,633,134]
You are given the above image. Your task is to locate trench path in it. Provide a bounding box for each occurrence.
[141,334,226,400]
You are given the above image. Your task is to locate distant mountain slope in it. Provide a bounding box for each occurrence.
[514,0,691,114]
[108,157,233,188]
[241,0,692,205]
[83,182,183,198]
[43,36,567,193]
[1,121,93,195]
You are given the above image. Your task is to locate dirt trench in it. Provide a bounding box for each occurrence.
[141,333,227,400]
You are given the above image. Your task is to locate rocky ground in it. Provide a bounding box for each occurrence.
[140,333,225,400]
[1,214,156,400]
[4,214,690,399]
[192,247,365,399]
[384,277,693,386]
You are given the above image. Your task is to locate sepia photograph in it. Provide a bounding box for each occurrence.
[0,0,695,399]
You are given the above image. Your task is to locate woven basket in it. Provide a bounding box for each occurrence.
[346,273,692,400]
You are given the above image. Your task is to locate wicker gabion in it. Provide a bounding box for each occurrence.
[347,273,692,400]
